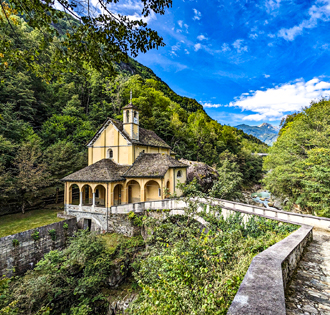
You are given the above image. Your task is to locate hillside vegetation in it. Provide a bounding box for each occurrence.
[263,99,330,217]
[0,10,267,212]
[0,198,297,314]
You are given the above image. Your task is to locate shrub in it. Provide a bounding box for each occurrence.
[12,239,19,247]
[31,230,40,241]
[48,229,57,241]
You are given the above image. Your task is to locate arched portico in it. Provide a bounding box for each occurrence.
[69,183,80,205]
[82,184,93,206]
[113,184,124,206]
[94,184,106,207]
[145,180,161,202]
[126,180,141,204]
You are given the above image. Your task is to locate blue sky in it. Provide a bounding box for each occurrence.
[105,0,330,126]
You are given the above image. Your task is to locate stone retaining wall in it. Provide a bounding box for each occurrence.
[227,225,313,315]
[0,216,77,277]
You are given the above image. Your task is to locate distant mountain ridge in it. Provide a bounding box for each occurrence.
[235,123,279,145]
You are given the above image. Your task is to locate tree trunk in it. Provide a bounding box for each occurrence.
[22,199,26,214]
[56,187,59,204]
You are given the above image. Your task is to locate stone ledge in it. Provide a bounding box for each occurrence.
[227,225,313,315]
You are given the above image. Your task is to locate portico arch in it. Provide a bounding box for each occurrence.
[94,184,106,207]
[126,180,140,204]
[69,183,80,205]
[113,184,124,205]
[81,184,93,206]
[145,180,161,202]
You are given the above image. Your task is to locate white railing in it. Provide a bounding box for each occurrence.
[66,198,330,231]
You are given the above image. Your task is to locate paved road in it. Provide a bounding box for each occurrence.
[286,229,330,315]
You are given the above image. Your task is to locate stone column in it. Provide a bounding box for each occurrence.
[92,192,96,207]
[79,191,83,207]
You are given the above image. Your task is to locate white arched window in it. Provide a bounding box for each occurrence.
[134,111,138,124]
[177,170,182,178]
[108,149,113,159]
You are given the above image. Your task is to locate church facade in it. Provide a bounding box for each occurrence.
[62,103,188,210]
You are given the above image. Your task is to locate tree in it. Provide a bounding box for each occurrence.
[210,158,243,200]
[263,99,330,217]
[1,0,172,77]
[10,138,50,213]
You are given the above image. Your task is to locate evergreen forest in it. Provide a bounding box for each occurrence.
[0,7,267,213]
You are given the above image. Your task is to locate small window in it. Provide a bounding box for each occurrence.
[158,188,161,197]
[108,149,113,159]
[126,110,129,123]
[142,150,145,153]
[177,170,182,178]
[134,111,138,124]
[95,189,99,198]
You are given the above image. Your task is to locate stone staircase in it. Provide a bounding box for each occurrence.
[286,229,330,315]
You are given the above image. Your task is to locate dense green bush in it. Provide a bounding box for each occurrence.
[129,204,297,315]
[263,99,330,217]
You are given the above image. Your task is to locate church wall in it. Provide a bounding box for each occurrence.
[149,147,159,153]
[164,170,172,196]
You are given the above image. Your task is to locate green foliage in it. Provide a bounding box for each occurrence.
[1,231,145,314]
[0,12,266,211]
[1,0,172,79]
[210,157,243,200]
[129,198,296,315]
[31,230,40,241]
[11,239,19,247]
[63,222,69,230]
[127,211,143,227]
[263,99,330,217]
[48,229,57,241]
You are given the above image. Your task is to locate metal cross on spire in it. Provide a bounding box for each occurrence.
[130,90,132,104]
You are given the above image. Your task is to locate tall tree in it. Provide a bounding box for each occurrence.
[263,99,330,217]
[1,0,172,77]
[10,138,50,213]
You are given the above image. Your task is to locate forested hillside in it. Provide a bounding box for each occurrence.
[0,9,267,212]
[263,99,330,217]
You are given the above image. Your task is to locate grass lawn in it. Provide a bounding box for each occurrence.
[0,208,64,238]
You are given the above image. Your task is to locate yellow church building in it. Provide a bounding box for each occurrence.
[62,102,188,211]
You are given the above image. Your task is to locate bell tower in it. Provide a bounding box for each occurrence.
[123,91,140,141]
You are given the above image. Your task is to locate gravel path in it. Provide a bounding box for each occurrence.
[285,229,330,315]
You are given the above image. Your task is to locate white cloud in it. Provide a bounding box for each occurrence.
[264,74,270,78]
[197,34,207,41]
[249,33,258,40]
[232,39,248,53]
[265,0,281,13]
[193,8,202,20]
[194,43,202,51]
[278,1,330,41]
[185,49,190,54]
[229,78,330,121]
[202,103,223,108]
[221,43,231,52]
[178,20,183,28]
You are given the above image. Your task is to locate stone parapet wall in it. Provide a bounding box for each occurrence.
[227,225,313,315]
[0,217,77,277]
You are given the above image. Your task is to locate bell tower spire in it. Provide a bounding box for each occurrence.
[122,92,140,141]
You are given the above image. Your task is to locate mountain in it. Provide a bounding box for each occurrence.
[235,123,279,145]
